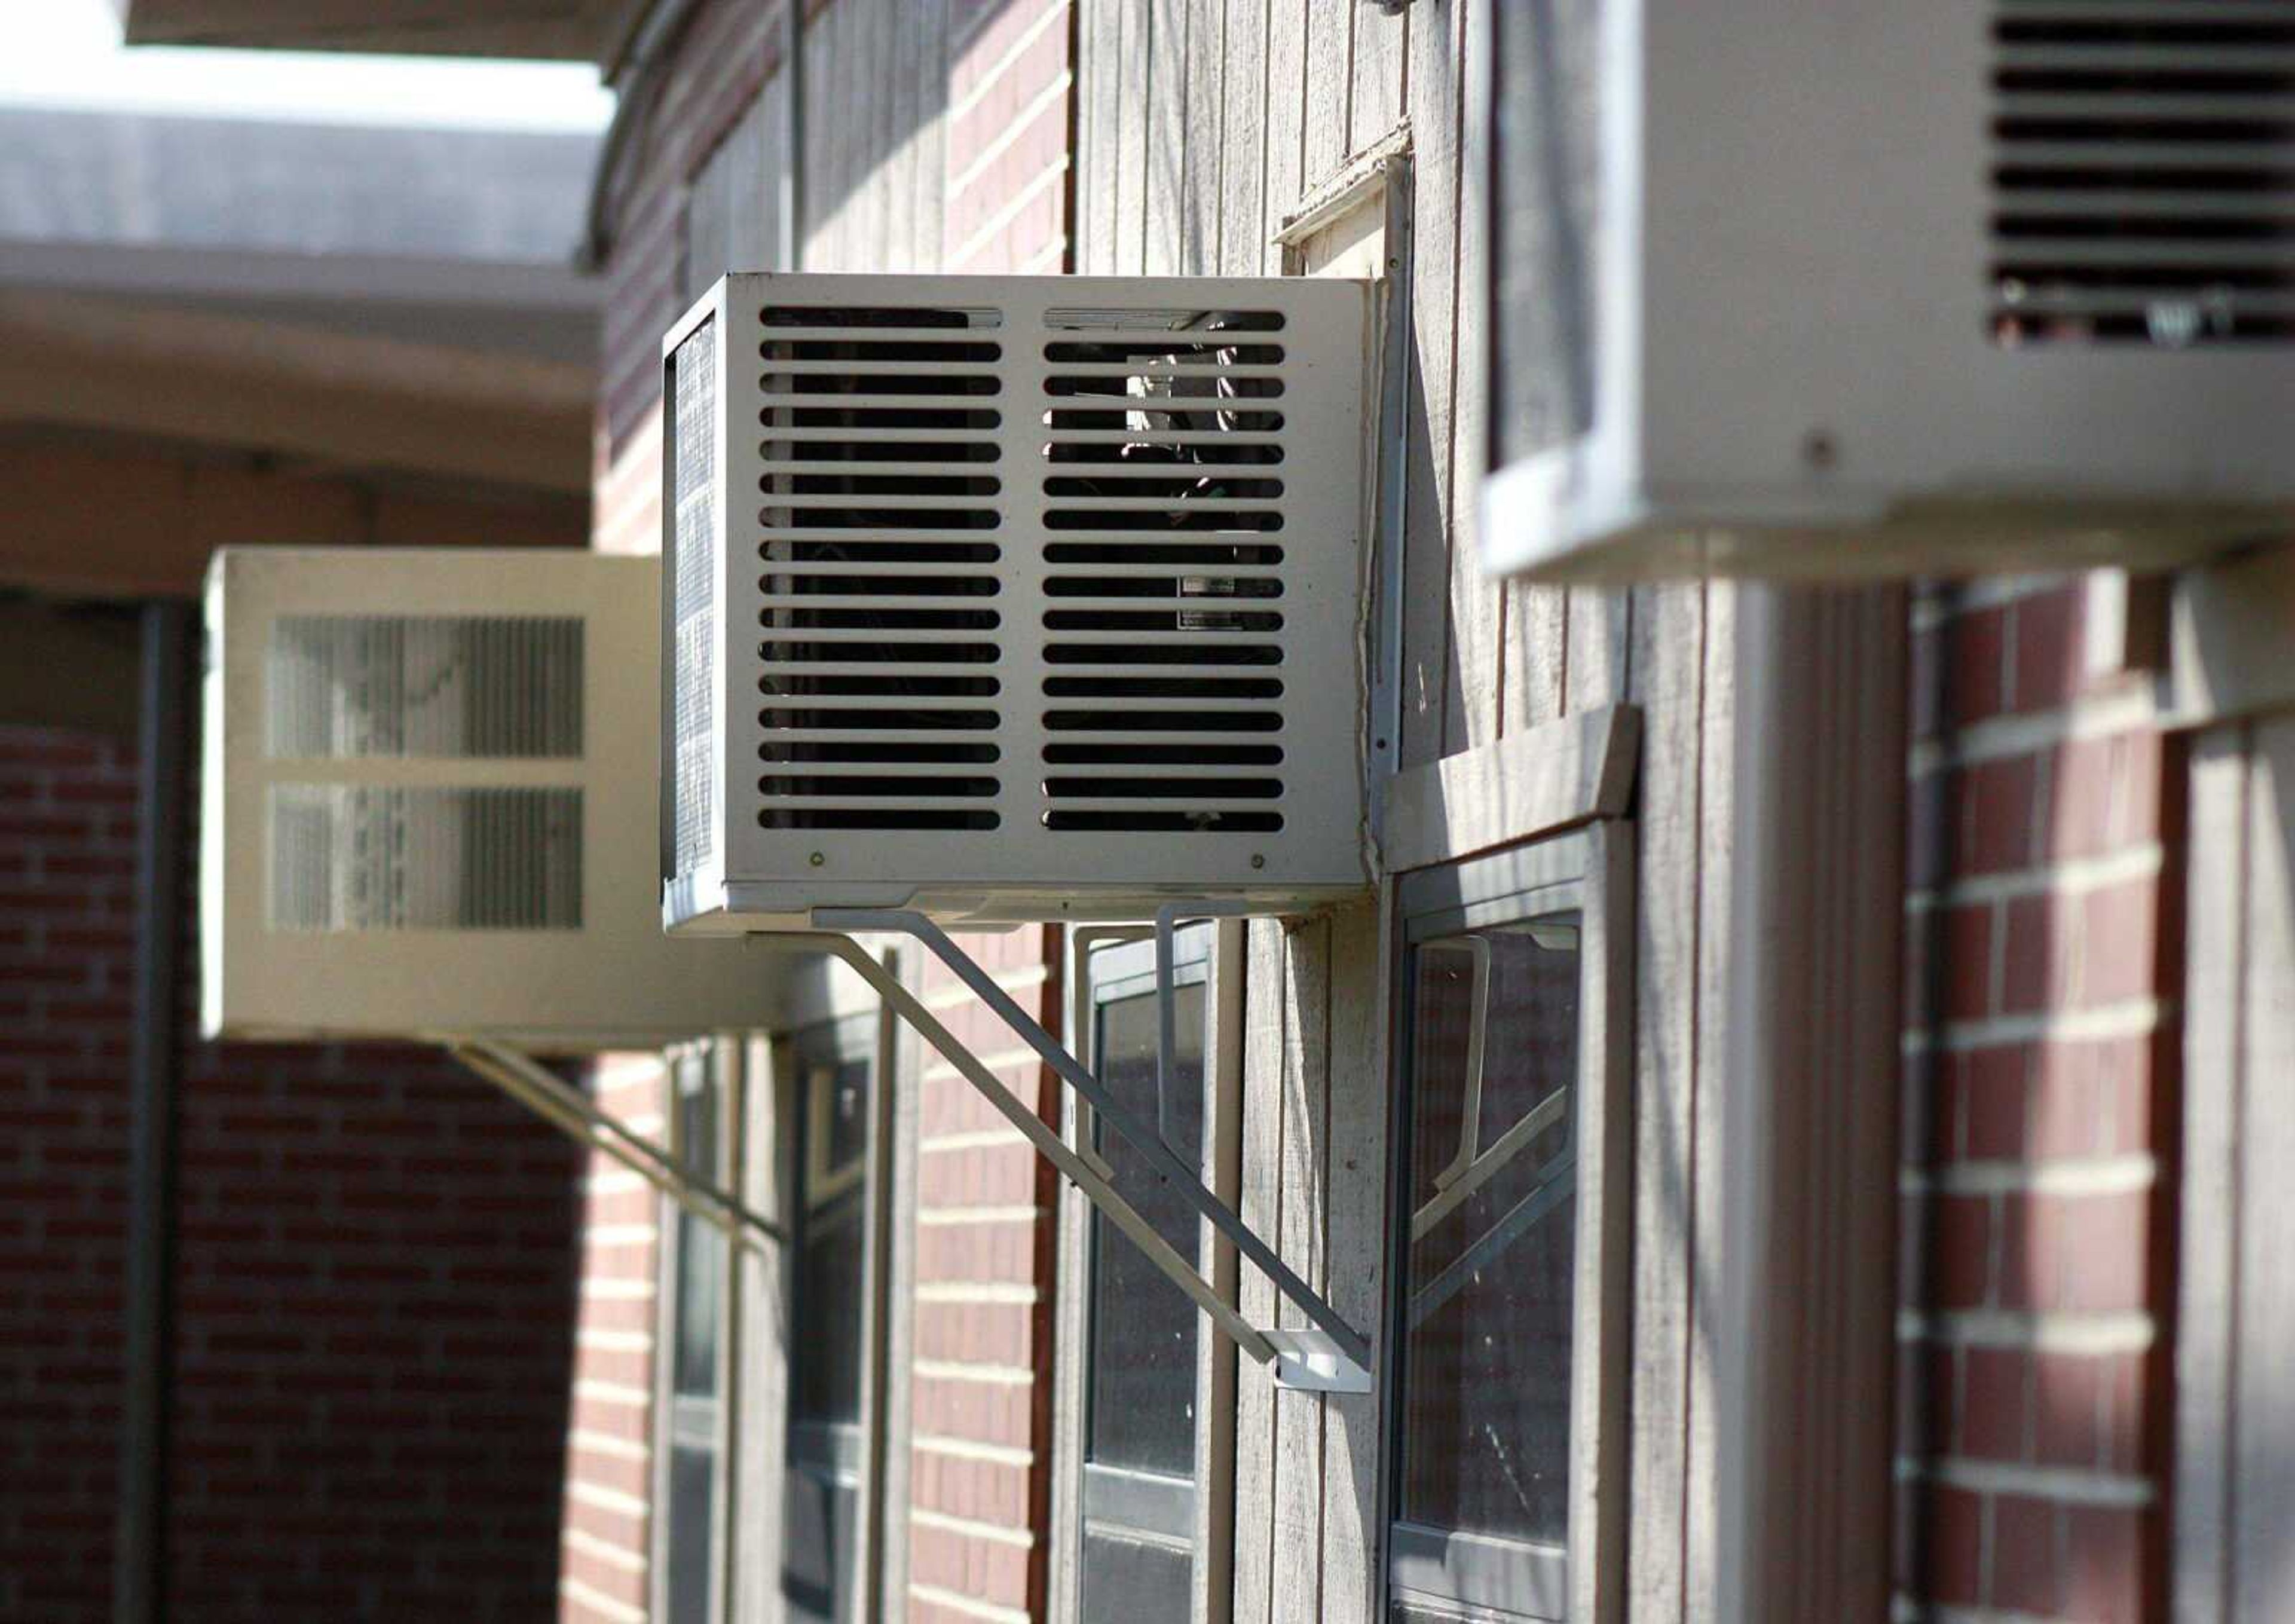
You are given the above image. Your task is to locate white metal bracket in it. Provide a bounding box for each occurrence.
[803,909,1375,1394]
[446,1039,785,1250]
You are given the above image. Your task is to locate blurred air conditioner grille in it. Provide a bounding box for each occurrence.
[1038,306,1292,834]
[1990,0,2295,347]
[754,302,1008,833]
[669,322,720,876]
[268,785,582,931]
[267,616,583,759]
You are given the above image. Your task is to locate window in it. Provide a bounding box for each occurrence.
[782,1014,882,1624]
[660,1041,733,1624]
[1385,829,1629,1624]
[1055,925,1237,1623]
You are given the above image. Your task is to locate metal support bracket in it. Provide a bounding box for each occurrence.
[806,910,1375,1394]
[446,1040,785,1250]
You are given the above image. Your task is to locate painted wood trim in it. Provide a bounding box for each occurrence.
[2170,542,2295,729]
[1712,585,1906,1624]
[1196,919,1248,1624]
[1377,702,1641,875]
[1575,821,1637,1624]
[2174,725,2250,1624]
[873,947,923,1623]
[1317,901,1385,1624]
[1229,919,1286,1624]
[1269,915,1333,1624]
[2232,718,2295,1622]
[852,951,904,1624]
[1046,928,1140,1624]
[1624,582,1705,1624]
[734,1032,791,1624]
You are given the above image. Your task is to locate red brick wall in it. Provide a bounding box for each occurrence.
[904,928,1063,1624]
[1898,577,2176,1622]
[558,1054,666,1624]
[0,724,582,1623]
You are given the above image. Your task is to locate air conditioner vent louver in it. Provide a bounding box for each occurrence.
[669,323,720,876]
[267,616,583,759]
[270,785,582,931]
[1990,0,2295,347]
[663,274,1373,931]
[1038,307,1290,835]
[755,303,1008,833]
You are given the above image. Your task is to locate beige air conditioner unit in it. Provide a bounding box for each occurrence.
[201,548,778,1047]
[1480,1,2295,581]
[660,272,1377,935]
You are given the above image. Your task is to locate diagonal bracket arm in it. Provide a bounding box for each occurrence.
[807,909,1375,1393]
[447,1039,785,1250]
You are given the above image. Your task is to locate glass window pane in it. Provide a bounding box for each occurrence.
[1397,914,1582,1552]
[665,1439,716,1624]
[1079,1527,1192,1624]
[673,1068,723,1400]
[792,1059,871,1426]
[1084,981,1205,1479]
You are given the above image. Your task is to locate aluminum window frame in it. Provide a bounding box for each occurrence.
[1379,823,1633,1624]
[1050,921,1244,1624]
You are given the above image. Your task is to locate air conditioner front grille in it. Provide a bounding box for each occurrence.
[755,304,1007,833]
[1990,1,2295,346]
[1037,307,1293,836]
[268,785,582,932]
[267,616,583,759]
[669,322,720,877]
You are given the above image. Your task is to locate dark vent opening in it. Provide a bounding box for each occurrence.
[1043,742,1282,765]
[1989,2,2295,347]
[1036,308,1302,834]
[756,304,1008,833]
[1044,710,1282,733]
[762,808,999,830]
[1042,810,1283,833]
[764,739,1000,764]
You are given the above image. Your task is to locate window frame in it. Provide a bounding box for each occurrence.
[1378,822,1633,1624]
[653,1036,743,1624]
[1049,922,1244,1624]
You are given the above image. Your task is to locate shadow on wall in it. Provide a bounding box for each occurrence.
[0,724,584,1623]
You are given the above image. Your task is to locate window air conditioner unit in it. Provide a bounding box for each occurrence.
[201,547,778,1046]
[660,273,1376,934]
[1480,1,2295,582]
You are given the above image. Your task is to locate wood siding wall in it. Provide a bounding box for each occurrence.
[1073,4,1746,1620]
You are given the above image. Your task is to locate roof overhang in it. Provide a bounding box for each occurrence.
[116,0,642,64]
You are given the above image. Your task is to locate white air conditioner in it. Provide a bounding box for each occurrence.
[201,547,778,1045]
[1480,1,2295,581]
[660,273,1376,933]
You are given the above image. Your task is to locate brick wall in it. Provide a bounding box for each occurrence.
[558,1054,667,1624]
[905,929,1063,1624]
[1898,577,2176,1622]
[0,724,582,1623]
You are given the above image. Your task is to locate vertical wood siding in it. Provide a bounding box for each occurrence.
[1074,5,1736,1622]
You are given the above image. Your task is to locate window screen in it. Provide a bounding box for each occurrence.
[1078,934,1209,1624]
[1389,912,1584,1623]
